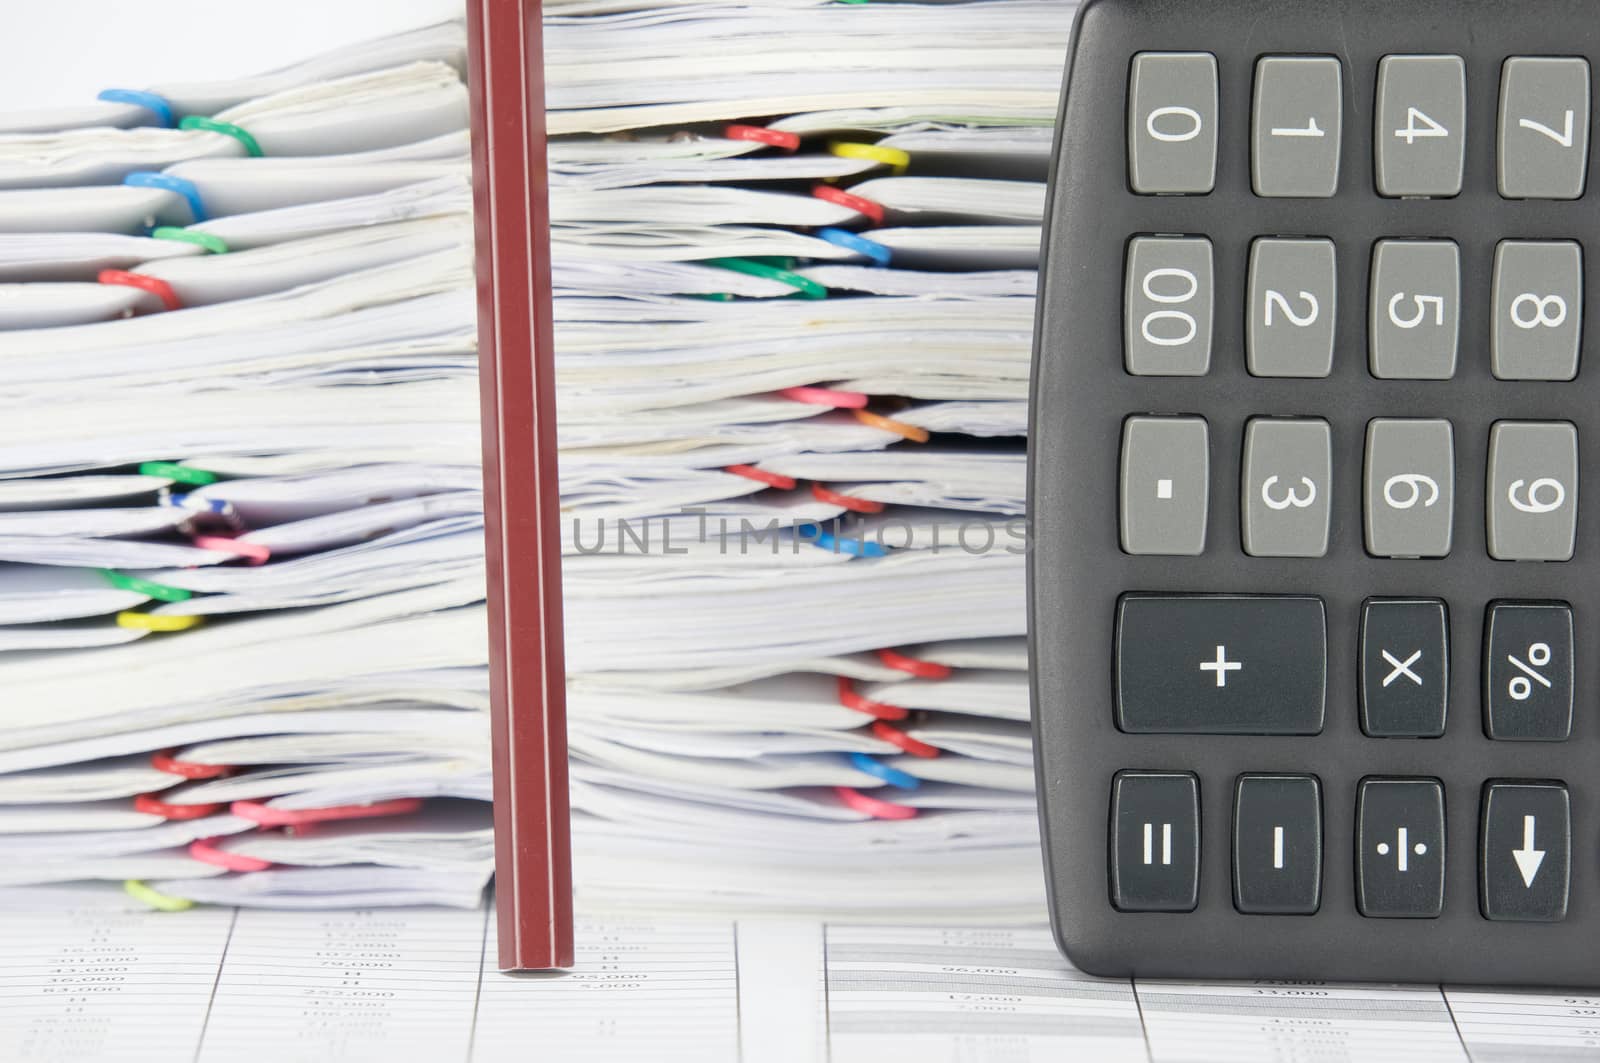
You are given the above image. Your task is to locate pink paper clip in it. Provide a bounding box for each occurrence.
[230,797,422,829]
[189,836,273,872]
[191,535,270,565]
[835,786,918,820]
[134,792,224,820]
[778,385,869,409]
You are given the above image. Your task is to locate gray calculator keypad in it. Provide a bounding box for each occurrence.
[1369,239,1461,379]
[1364,419,1455,558]
[1492,240,1583,380]
[1252,56,1343,197]
[1486,421,1579,561]
[1120,416,1209,555]
[1375,55,1467,197]
[1242,418,1332,557]
[1124,236,1213,375]
[1499,57,1591,199]
[1128,52,1218,195]
[1247,238,1336,377]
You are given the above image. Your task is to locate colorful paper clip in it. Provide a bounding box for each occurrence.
[834,786,918,820]
[230,797,422,829]
[151,226,228,255]
[191,535,270,565]
[96,89,175,128]
[134,792,224,820]
[811,481,885,515]
[796,523,887,559]
[815,227,893,267]
[138,461,218,486]
[812,183,885,226]
[837,676,910,721]
[704,257,828,300]
[828,140,911,175]
[875,647,953,681]
[97,269,182,312]
[179,115,263,157]
[778,385,869,409]
[124,879,194,911]
[853,408,930,444]
[150,749,232,780]
[724,464,797,490]
[847,751,921,790]
[100,569,193,603]
[123,171,207,223]
[723,124,800,151]
[189,837,273,873]
[870,720,941,759]
[116,611,204,633]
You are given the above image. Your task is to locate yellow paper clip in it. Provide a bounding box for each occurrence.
[828,140,911,176]
[124,879,194,912]
[116,610,204,633]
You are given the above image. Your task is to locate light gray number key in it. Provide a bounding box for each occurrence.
[1253,56,1343,197]
[1499,57,1591,199]
[1125,236,1213,375]
[1493,241,1583,380]
[1121,416,1209,556]
[1129,53,1218,195]
[1243,418,1332,558]
[1370,240,1460,379]
[1487,421,1578,562]
[1365,419,1455,558]
[1376,55,1466,197]
[1248,238,1336,377]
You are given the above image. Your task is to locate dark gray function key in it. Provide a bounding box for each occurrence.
[1486,421,1578,562]
[1116,594,1326,735]
[1492,241,1583,381]
[1246,238,1336,378]
[1364,419,1455,558]
[1357,778,1446,919]
[1375,55,1467,197]
[1233,775,1322,915]
[1499,57,1591,199]
[1128,52,1218,195]
[1480,782,1571,922]
[1484,601,1574,741]
[1361,598,1449,738]
[1252,56,1342,197]
[1110,771,1200,912]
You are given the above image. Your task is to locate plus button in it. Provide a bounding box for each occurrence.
[1199,645,1243,687]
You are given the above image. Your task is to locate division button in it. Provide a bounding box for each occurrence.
[1247,238,1337,378]
[1120,416,1209,555]
[1376,55,1467,197]
[1234,775,1322,915]
[1357,778,1445,919]
[1116,594,1326,734]
[1492,241,1583,381]
[1480,782,1570,922]
[1129,52,1219,195]
[1242,417,1332,557]
[1364,418,1455,558]
[1361,598,1449,737]
[1486,421,1578,562]
[1499,57,1591,199]
[1484,601,1574,741]
[1252,55,1343,197]
[1110,770,1200,912]
[1369,239,1460,379]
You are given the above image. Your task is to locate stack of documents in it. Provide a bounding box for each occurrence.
[0,0,1070,918]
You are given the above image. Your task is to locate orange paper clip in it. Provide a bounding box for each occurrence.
[812,482,884,515]
[811,184,886,226]
[853,409,930,444]
[725,464,797,490]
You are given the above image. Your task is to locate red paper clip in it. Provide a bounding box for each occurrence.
[870,720,941,759]
[812,184,885,226]
[875,648,953,681]
[725,465,797,490]
[837,676,909,721]
[134,792,224,820]
[723,124,799,151]
[835,786,918,820]
[778,385,869,409]
[191,534,270,565]
[97,269,182,312]
[230,797,422,828]
[151,749,232,780]
[812,482,885,515]
[189,836,273,873]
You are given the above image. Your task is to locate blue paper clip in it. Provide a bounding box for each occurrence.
[97,89,174,128]
[796,523,888,558]
[124,172,207,223]
[816,227,893,268]
[848,752,921,790]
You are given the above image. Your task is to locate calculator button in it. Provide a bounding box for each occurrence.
[1128,52,1218,195]
[1233,775,1322,915]
[1241,418,1332,558]
[1360,598,1448,738]
[1116,594,1326,735]
[1252,56,1342,198]
[1110,771,1200,912]
[1484,601,1574,741]
[1124,236,1213,375]
[1369,240,1460,379]
[1499,57,1591,200]
[1356,778,1445,919]
[1481,782,1571,922]
[1363,419,1455,558]
[1120,417,1209,556]
[1375,55,1467,198]
[1492,241,1583,381]
[1486,421,1578,562]
[1246,238,1337,377]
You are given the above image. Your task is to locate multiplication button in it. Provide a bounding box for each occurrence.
[1484,601,1573,741]
[1361,598,1448,738]
[1480,782,1570,922]
[1357,778,1445,919]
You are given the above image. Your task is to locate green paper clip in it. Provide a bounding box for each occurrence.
[138,461,218,486]
[179,115,263,157]
[151,227,228,254]
[100,569,193,603]
[704,257,828,300]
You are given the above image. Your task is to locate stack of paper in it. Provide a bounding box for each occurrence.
[0,0,1072,919]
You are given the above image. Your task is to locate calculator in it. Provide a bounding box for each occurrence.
[1030,0,1600,984]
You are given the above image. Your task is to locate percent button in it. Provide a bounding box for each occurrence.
[1485,601,1574,741]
